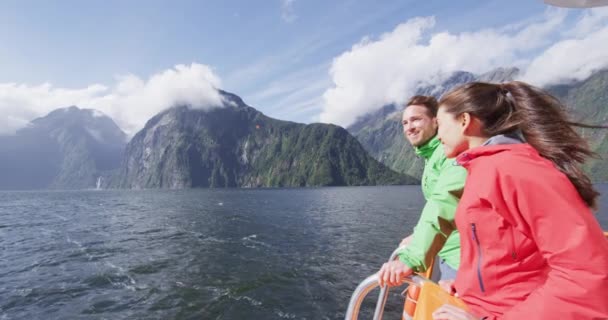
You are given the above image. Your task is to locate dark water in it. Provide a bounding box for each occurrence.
[1,186,607,320]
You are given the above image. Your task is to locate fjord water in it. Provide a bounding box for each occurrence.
[1,186,607,319]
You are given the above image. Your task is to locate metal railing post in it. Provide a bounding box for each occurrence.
[372,246,404,320]
[344,246,406,320]
[344,273,381,320]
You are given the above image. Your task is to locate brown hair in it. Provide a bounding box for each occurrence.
[439,81,606,209]
[406,95,438,117]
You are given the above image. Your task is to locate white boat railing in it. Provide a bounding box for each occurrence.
[344,246,405,320]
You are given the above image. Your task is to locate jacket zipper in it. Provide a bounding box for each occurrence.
[509,228,518,260]
[471,223,486,293]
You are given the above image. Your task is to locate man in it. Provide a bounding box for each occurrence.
[378,95,466,285]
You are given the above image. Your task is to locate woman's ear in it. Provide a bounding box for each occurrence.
[461,112,484,136]
[460,112,471,133]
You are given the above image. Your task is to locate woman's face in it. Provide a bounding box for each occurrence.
[437,106,468,158]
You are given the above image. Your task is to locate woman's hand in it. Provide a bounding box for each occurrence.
[438,279,457,296]
[432,304,480,320]
[377,260,413,287]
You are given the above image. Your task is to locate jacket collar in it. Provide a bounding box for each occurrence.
[481,131,525,147]
[414,135,440,159]
[456,134,527,167]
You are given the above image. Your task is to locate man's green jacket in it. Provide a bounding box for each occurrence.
[398,135,466,272]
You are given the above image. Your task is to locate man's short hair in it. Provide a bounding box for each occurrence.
[405,95,438,117]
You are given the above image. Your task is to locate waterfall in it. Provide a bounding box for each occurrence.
[96,176,102,190]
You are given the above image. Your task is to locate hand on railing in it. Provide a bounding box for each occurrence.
[345,245,422,320]
[399,234,413,247]
[378,260,414,287]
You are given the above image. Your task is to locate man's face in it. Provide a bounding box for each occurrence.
[401,105,438,147]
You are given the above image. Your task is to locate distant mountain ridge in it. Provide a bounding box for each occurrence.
[3,67,604,189]
[0,106,126,189]
[347,67,608,182]
[347,68,520,178]
[0,92,415,190]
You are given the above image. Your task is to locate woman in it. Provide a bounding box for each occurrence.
[429,81,608,319]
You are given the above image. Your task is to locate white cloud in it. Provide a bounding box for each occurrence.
[0,63,224,136]
[0,82,108,135]
[522,8,608,86]
[564,7,608,37]
[320,9,571,127]
[280,0,297,23]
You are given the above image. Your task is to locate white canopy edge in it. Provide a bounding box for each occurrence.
[544,0,608,8]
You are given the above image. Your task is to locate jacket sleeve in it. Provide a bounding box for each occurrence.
[497,170,608,320]
[398,163,466,272]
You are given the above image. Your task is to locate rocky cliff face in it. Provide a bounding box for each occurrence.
[116,91,416,189]
[547,70,608,181]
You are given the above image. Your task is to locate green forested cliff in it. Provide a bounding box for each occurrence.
[116,92,416,188]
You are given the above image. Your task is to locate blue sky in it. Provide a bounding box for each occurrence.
[1,0,606,134]
[0,0,546,85]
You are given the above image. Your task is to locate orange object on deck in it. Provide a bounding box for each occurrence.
[412,281,468,320]
[403,284,420,318]
[402,258,435,320]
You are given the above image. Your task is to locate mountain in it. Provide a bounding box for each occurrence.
[547,70,608,181]
[348,67,608,182]
[348,67,520,178]
[0,106,126,189]
[476,67,521,83]
[116,91,415,189]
